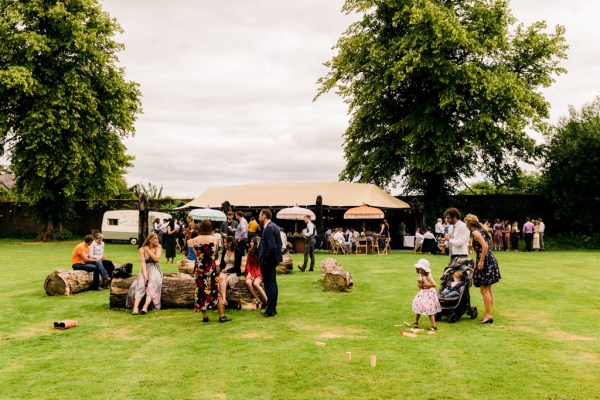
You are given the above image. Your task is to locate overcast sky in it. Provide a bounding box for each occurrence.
[99,0,600,198]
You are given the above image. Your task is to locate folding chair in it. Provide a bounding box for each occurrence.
[330,237,347,254]
[379,237,391,255]
[355,238,368,255]
[372,237,380,254]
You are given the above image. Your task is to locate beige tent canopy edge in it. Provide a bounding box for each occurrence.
[177,182,410,210]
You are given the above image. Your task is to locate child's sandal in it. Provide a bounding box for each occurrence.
[413,322,419,328]
[428,326,438,331]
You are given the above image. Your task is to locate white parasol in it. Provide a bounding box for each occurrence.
[276,205,315,233]
[276,205,316,220]
[189,208,227,222]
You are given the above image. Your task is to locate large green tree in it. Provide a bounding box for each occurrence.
[541,96,600,232]
[317,0,567,208]
[0,0,141,240]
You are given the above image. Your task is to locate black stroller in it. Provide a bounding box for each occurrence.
[435,257,478,323]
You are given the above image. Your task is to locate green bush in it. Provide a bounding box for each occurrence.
[53,228,76,241]
[545,233,600,249]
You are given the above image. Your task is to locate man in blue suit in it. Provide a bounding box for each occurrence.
[258,209,283,317]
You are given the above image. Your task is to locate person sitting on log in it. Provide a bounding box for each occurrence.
[245,237,268,309]
[127,232,163,315]
[186,231,200,261]
[71,235,110,291]
[90,233,116,286]
[219,236,242,306]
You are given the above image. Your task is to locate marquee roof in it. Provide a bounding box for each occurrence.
[177,182,410,209]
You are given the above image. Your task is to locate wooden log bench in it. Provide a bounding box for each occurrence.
[44,269,107,296]
[109,273,258,310]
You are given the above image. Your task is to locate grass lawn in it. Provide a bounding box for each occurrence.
[0,240,598,399]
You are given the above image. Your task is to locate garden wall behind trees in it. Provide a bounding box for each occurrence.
[0,200,190,238]
[0,194,564,239]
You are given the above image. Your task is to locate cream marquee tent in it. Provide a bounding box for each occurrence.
[177,182,410,209]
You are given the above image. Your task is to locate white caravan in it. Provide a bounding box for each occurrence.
[101,210,172,244]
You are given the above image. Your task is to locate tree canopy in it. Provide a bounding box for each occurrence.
[541,96,600,232]
[0,0,142,239]
[459,170,542,195]
[317,0,567,206]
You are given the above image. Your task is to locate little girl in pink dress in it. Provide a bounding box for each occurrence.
[412,258,441,330]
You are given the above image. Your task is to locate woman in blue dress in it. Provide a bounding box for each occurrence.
[465,214,501,324]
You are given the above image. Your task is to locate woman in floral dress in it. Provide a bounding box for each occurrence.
[465,214,501,324]
[193,219,231,323]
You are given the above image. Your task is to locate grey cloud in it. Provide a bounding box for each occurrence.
[101,0,599,197]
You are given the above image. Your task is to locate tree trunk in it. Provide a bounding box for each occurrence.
[109,273,257,309]
[138,192,149,247]
[37,221,54,242]
[44,269,94,295]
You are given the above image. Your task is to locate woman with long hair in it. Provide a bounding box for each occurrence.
[465,214,501,324]
[510,221,520,251]
[193,219,231,323]
[165,219,178,263]
[127,232,163,315]
[245,236,267,309]
[219,236,242,306]
[503,220,511,251]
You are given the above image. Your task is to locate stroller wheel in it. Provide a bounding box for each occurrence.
[470,307,478,319]
[448,313,458,323]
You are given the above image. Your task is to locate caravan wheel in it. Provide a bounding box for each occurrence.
[129,238,138,245]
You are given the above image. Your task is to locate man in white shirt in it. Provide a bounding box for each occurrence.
[333,228,352,253]
[349,227,359,245]
[298,215,316,272]
[538,218,546,251]
[235,211,248,255]
[443,208,470,265]
[434,218,444,239]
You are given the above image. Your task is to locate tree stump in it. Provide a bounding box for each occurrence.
[323,273,352,292]
[44,269,95,296]
[276,252,293,274]
[109,273,258,309]
[320,258,353,292]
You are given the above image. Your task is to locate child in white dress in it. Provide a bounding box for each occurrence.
[412,258,441,330]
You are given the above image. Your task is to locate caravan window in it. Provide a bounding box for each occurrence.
[108,219,119,226]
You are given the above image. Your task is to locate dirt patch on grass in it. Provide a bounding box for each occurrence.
[369,269,396,274]
[546,331,598,342]
[10,322,53,339]
[234,332,275,339]
[319,327,366,339]
[94,327,137,340]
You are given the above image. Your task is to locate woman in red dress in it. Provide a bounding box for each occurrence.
[245,237,268,309]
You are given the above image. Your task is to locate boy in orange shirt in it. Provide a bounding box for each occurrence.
[71,235,109,290]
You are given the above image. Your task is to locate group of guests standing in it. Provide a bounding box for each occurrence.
[490,217,545,252]
[414,215,546,254]
[127,209,283,322]
[412,208,502,329]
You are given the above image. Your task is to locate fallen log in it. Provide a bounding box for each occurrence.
[109,273,259,309]
[276,252,294,274]
[45,269,95,296]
